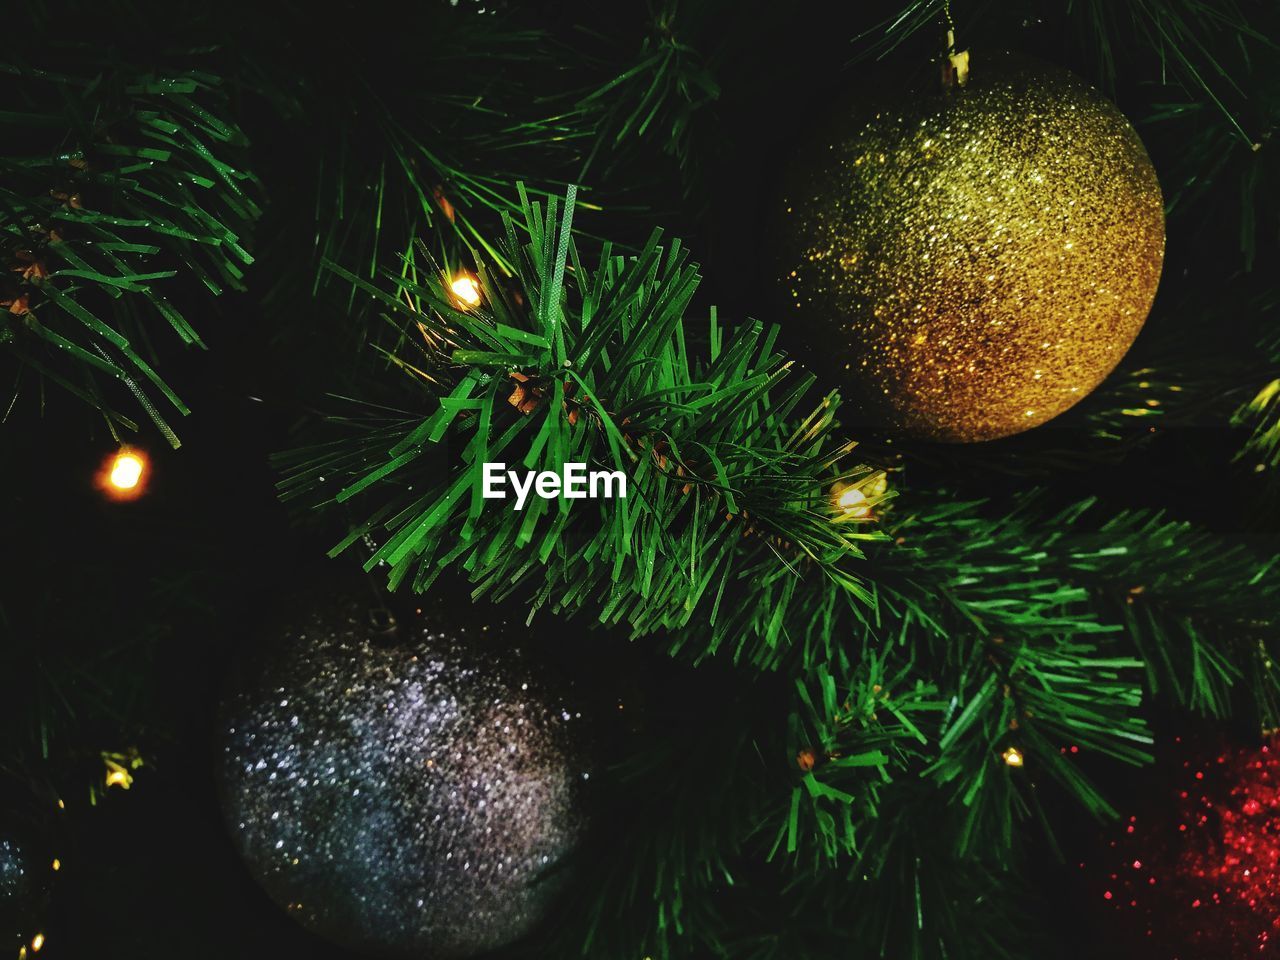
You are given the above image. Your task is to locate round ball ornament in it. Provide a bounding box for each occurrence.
[771,52,1165,442]
[0,837,34,950]
[0,838,28,903]
[1084,735,1280,958]
[1,773,61,955]
[217,598,592,958]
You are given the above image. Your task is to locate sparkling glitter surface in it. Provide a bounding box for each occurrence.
[0,838,28,901]
[772,53,1165,442]
[1085,736,1280,958]
[217,600,591,957]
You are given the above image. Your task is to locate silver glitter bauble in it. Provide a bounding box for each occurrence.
[217,600,591,957]
[1,836,29,951]
[770,52,1164,442]
[1,777,60,951]
[0,839,28,903]
[1,832,47,953]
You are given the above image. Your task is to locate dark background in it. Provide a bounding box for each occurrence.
[3,1,1272,957]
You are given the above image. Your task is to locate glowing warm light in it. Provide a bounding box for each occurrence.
[110,451,144,488]
[50,858,60,872]
[98,448,149,500]
[101,749,143,792]
[863,472,888,497]
[30,934,44,954]
[104,756,135,790]
[835,486,871,518]
[449,273,482,309]
[19,945,27,959]
[1002,746,1025,768]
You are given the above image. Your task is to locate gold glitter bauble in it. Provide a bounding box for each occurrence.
[771,54,1165,442]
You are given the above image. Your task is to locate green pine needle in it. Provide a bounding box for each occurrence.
[1,64,261,443]
[278,186,885,665]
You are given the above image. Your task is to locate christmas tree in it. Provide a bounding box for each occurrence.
[3,1,1279,958]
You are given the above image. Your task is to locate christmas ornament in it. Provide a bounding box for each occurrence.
[771,52,1165,442]
[217,598,592,958]
[1,774,60,956]
[96,447,149,500]
[448,271,483,309]
[1,838,48,959]
[1083,735,1280,958]
[0,839,28,900]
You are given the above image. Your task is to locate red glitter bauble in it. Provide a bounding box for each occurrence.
[1083,735,1280,958]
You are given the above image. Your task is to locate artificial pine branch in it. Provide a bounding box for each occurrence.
[1,64,260,442]
[260,4,595,306]
[1231,289,1280,484]
[1078,0,1267,145]
[276,190,1196,960]
[1060,504,1280,723]
[284,190,1280,857]
[575,0,721,189]
[866,488,1280,736]
[277,186,885,663]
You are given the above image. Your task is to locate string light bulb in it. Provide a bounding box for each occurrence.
[50,858,60,872]
[29,934,44,954]
[448,273,482,309]
[863,472,888,497]
[97,447,149,500]
[1002,746,1025,768]
[110,451,144,488]
[102,749,144,792]
[834,485,871,518]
